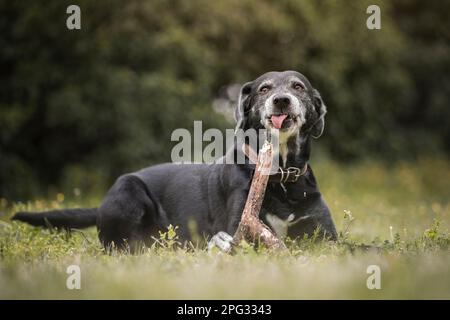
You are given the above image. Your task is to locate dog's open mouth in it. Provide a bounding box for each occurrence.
[267,114,294,130]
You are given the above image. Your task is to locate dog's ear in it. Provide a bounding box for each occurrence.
[234,81,254,132]
[311,88,327,139]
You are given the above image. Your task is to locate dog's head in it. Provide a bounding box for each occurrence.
[235,71,326,140]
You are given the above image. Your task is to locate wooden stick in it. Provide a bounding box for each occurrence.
[233,141,287,251]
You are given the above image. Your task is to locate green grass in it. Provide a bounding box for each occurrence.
[0,157,449,299]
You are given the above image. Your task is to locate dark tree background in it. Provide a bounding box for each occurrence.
[0,0,449,200]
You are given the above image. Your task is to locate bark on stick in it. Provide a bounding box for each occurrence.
[233,141,287,251]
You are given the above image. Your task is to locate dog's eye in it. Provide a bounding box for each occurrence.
[293,82,305,91]
[259,86,270,94]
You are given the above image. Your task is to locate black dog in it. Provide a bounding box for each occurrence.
[13,71,337,252]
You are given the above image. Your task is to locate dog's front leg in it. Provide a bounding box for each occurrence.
[208,187,248,253]
[288,196,338,241]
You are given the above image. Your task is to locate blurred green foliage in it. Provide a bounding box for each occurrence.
[0,0,449,199]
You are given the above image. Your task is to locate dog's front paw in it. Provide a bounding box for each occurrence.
[207,231,235,253]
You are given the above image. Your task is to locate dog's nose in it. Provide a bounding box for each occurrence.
[273,95,291,108]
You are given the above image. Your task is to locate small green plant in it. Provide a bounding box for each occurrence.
[421,219,449,251]
[339,209,355,241]
[155,224,181,250]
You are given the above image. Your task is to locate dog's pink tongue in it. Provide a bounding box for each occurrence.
[271,114,288,129]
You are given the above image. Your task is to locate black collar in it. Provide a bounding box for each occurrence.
[242,143,308,183]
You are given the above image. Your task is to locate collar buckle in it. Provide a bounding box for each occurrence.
[279,166,307,183]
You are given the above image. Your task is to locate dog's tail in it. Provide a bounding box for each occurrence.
[12,208,98,229]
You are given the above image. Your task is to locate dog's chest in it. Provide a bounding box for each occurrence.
[262,183,311,238]
[265,213,293,238]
